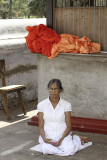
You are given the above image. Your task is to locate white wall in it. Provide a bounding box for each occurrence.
[0,18,46,108]
[38,53,107,120]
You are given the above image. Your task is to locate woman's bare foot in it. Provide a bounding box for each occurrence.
[76,135,90,144]
[79,136,89,144]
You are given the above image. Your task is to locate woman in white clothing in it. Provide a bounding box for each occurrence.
[31,79,92,156]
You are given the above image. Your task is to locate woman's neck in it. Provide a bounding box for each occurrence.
[49,96,60,104]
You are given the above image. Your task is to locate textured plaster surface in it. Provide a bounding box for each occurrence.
[38,54,107,119]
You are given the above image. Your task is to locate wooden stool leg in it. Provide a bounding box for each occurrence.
[17,91,26,115]
[2,93,10,120]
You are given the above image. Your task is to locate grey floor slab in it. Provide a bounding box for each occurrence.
[0,101,107,160]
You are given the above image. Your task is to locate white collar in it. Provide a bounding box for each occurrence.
[47,97,63,105]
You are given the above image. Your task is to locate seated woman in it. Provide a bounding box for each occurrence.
[31,79,92,156]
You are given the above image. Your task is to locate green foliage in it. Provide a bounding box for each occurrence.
[55,0,106,7]
[29,0,46,18]
[12,0,30,18]
[0,0,9,19]
[0,0,46,19]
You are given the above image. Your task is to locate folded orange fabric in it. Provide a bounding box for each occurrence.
[25,24,61,57]
[25,24,101,59]
[49,34,101,59]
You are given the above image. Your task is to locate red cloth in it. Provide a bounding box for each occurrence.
[25,24,61,57]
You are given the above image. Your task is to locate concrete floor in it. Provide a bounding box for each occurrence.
[0,101,107,160]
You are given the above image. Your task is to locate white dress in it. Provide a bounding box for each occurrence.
[30,98,92,156]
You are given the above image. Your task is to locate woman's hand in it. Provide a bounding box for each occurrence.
[43,138,63,146]
[44,138,63,147]
[44,138,53,144]
[51,138,63,147]
[57,138,63,146]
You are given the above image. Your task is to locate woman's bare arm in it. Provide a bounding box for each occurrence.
[38,112,52,143]
[38,112,46,141]
[56,111,72,146]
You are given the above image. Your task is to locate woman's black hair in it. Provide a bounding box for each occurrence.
[47,79,64,91]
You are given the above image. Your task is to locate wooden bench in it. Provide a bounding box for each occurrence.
[28,115,107,135]
[0,59,26,120]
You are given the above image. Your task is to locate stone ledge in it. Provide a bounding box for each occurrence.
[59,52,107,58]
[0,38,26,50]
[0,18,46,38]
[0,18,46,51]
[37,52,107,59]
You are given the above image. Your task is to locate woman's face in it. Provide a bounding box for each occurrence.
[49,82,61,98]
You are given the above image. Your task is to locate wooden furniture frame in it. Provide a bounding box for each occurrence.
[0,59,26,120]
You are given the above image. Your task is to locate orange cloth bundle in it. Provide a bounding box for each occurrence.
[25,24,101,59]
[25,24,61,57]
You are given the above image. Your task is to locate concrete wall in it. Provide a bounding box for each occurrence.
[0,18,46,108]
[38,53,107,120]
[0,48,38,107]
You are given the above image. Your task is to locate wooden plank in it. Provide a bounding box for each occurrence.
[0,60,6,86]
[17,90,26,115]
[1,93,10,120]
[54,7,107,51]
